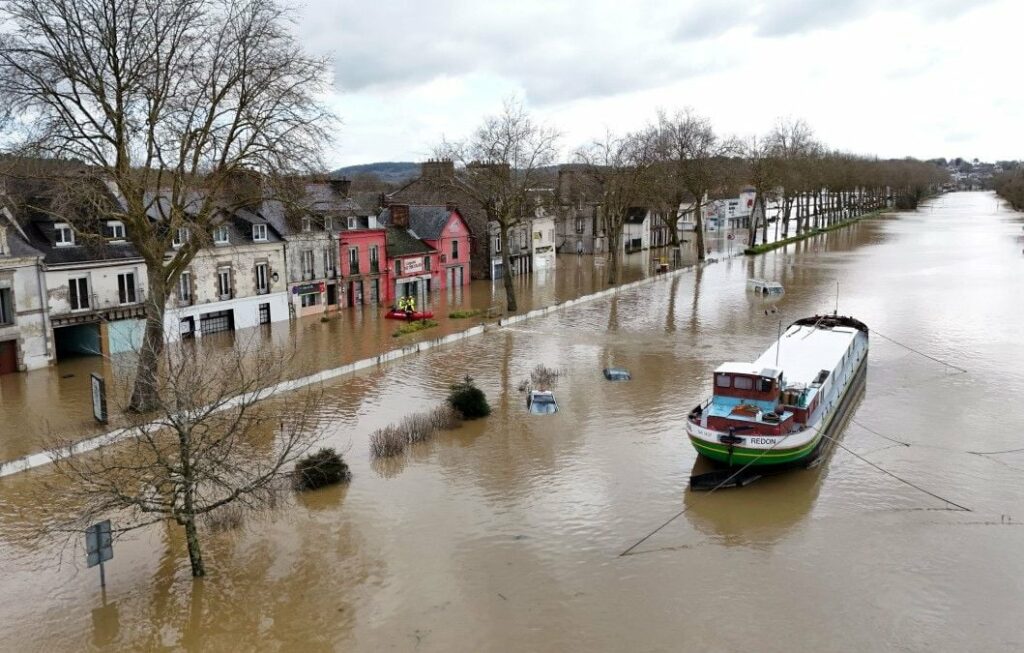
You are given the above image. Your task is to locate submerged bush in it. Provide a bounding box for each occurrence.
[370,425,406,458]
[429,404,462,430]
[293,448,351,491]
[400,412,434,444]
[392,319,439,338]
[448,309,482,319]
[447,375,491,419]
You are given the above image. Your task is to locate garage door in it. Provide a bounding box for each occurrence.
[199,310,234,335]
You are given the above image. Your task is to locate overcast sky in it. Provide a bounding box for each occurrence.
[294,0,1021,167]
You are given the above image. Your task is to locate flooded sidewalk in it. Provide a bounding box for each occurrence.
[0,245,727,461]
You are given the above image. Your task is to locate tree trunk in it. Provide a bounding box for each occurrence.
[129,266,167,413]
[759,195,768,245]
[499,222,517,312]
[184,516,205,578]
[606,225,620,285]
[694,202,706,261]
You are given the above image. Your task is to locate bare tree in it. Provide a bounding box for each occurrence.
[45,336,325,578]
[666,111,736,262]
[0,0,334,411]
[435,99,560,312]
[743,134,782,247]
[575,128,658,284]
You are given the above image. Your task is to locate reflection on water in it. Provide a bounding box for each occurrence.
[2,193,1024,651]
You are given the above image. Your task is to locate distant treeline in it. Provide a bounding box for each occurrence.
[993,166,1024,211]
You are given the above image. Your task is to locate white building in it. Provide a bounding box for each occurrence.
[165,213,288,340]
[530,209,556,271]
[0,200,51,373]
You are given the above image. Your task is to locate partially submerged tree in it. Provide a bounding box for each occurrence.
[435,99,560,312]
[0,0,334,411]
[672,111,736,261]
[46,336,325,577]
[575,128,658,283]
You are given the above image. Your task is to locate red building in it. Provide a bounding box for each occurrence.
[378,204,472,305]
[338,222,388,306]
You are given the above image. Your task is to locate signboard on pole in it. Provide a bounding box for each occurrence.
[86,520,113,567]
[90,373,107,424]
[86,519,113,588]
[402,257,424,274]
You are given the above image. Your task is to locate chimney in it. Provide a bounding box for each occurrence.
[421,159,454,179]
[328,177,351,197]
[391,203,410,229]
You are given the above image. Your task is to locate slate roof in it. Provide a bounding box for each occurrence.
[385,226,434,257]
[377,205,456,240]
[262,182,369,237]
[625,207,648,224]
[3,173,144,266]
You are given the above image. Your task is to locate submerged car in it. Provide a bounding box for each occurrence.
[527,390,558,415]
[603,367,632,381]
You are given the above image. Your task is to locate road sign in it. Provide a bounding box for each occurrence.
[90,374,108,424]
[86,520,113,567]
[86,520,113,588]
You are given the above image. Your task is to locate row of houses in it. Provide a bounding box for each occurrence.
[0,166,471,374]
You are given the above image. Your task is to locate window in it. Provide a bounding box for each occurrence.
[369,245,379,273]
[55,223,74,247]
[0,288,12,325]
[493,235,501,253]
[300,293,318,308]
[259,302,271,324]
[325,247,336,276]
[575,217,584,233]
[255,262,269,294]
[324,217,334,232]
[173,227,189,248]
[715,374,731,388]
[213,226,229,244]
[108,221,126,240]
[179,271,192,304]
[394,259,401,276]
[217,266,232,300]
[520,231,527,248]
[252,224,267,242]
[733,376,754,390]
[301,250,314,279]
[69,277,90,310]
[117,272,137,304]
[348,246,359,274]
[424,256,430,272]
[451,239,459,260]
[301,216,312,232]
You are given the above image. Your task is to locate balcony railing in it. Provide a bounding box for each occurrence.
[55,289,147,317]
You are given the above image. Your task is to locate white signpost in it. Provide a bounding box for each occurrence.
[90,373,107,424]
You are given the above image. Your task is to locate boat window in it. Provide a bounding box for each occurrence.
[715,374,731,388]
[758,377,774,393]
[733,376,754,390]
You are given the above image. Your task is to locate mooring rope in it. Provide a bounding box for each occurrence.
[618,432,794,557]
[818,431,972,512]
[871,329,968,374]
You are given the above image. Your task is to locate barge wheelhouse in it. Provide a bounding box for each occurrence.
[686,315,869,467]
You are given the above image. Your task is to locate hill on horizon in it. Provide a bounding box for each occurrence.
[332,161,419,184]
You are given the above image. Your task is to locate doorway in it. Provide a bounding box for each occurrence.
[0,340,17,374]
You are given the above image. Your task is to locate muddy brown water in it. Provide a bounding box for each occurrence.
[2,191,1023,651]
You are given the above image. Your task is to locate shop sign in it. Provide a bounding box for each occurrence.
[402,258,424,274]
[292,282,325,295]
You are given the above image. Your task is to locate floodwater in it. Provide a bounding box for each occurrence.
[1,191,1023,651]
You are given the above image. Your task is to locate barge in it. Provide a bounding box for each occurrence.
[686,314,869,467]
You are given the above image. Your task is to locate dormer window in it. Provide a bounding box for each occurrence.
[213,226,229,244]
[252,224,267,242]
[173,227,189,248]
[301,216,312,232]
[55,223,74,247]
[324,217,333,232]
[107,221,126,240]
[348,217,357,229]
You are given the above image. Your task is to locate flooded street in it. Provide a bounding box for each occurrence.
[1,191,1023,651]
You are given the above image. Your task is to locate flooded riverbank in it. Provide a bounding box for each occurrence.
[1,192,1023,651]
